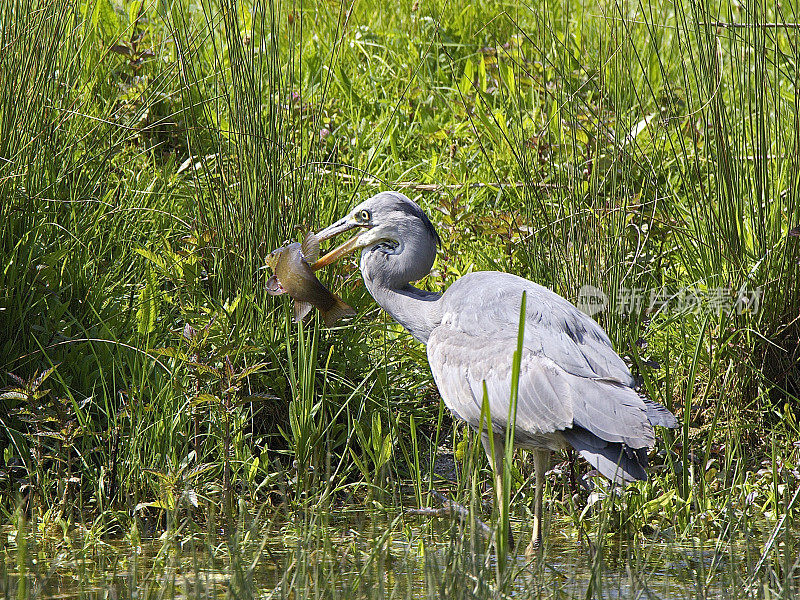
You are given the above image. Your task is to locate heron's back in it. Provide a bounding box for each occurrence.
[426,271,677,484]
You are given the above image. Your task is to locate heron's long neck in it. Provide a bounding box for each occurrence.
[365,278,442,344]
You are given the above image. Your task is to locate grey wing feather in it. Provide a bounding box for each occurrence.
[427,325,656,450]
[427,329,573,438]
[642,397,679,428]
[551,368,654,449]
[562,427,648,484]
[430,271,672,456]
[442,272,634,384]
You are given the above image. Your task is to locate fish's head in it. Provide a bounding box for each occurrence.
[265,246,284,269]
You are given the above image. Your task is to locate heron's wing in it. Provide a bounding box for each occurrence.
[427,328,572,437]
[427,327,655,449]
[561,427,648,484]
[431,272,659,449]
[440,272,634,385]
[642,397,679,428]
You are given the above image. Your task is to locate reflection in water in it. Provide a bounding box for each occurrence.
[0,507,793,599]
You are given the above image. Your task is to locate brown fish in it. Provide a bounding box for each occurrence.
[265,233,355,326]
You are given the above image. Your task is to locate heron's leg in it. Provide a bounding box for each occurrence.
[480,432,514,548]
[480,431,504,507]
[526,448,550,555]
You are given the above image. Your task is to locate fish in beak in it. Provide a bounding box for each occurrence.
[265,233,355,326]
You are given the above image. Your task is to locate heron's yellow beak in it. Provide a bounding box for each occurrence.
[311,215,369,270]
[311,231,365,270]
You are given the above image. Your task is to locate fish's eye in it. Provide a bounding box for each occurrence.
[356,209,371,223]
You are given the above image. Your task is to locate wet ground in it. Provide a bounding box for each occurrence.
[2,503,787,600]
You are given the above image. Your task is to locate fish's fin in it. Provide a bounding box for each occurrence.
[300,233,320,263]
[321,294,356,327]
[293,300,313,323]
[266,276,286,295]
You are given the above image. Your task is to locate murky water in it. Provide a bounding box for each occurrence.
[0,507,794,599]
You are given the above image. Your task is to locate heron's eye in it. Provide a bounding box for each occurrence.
[356,209,371,223]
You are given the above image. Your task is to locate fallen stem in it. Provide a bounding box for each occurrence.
[407,490,493,539]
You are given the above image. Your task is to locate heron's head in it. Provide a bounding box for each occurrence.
[314,191,440,287]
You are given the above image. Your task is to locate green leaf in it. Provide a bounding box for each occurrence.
[349,448,369,480]
[641,489,677,516]
[239,393,279,403]
[185,362,220,376]
[185,463,215,480]
[91,0,121,37]
[459,58,474,96]
[224,295,241,314]
[150,347,188,360]
[134,248,168,274]
[503,63,515,98]
[233,362,269,383]
[378,433,393,467]
[371,413,382,454]
[190,393,221,407]
[136,267,159,336]
[478,55,487,92]
[31,364,59,391]
[248,456,260,483]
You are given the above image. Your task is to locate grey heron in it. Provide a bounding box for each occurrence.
[314,191,678,549]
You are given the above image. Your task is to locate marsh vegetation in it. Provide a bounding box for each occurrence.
[1,0,799,597]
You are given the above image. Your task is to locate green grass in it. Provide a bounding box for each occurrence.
[1,0,799,597]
